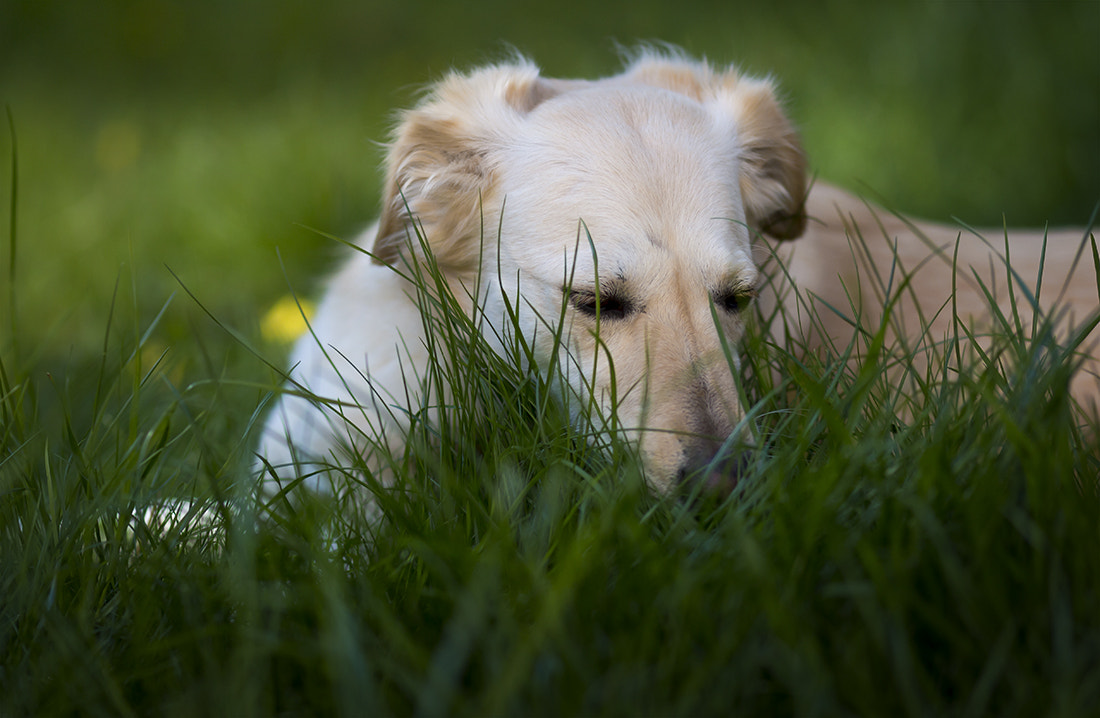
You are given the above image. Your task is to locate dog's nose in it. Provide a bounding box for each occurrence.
[680,441,748,497]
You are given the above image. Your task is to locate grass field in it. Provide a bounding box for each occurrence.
[3,188,1099,715]
[2,2,1100,715]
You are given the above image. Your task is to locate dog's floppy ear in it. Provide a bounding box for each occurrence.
[622,54,808,240]
[372,60,570,269]
[723,77,807,240]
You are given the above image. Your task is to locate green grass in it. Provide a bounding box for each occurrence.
[2,5,1099,713]
[3,137,1100,715]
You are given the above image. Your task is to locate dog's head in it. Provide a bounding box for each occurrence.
[372,51,807,494]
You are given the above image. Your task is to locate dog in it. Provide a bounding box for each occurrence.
[256,51,1098,502]
[762,184,1098,413]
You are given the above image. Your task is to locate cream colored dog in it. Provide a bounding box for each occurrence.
[764,184,1098,413]
[257,51,1097,500]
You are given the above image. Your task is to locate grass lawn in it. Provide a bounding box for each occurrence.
[3,178,1099,715]
[2,2,1099,715]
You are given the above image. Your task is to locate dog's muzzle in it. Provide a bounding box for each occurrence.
[679,440,749,497]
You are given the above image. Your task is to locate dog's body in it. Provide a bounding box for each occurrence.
[771,184,1098,410]
[257,52,1097,500]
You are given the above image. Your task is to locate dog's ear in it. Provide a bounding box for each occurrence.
[372,61,569,269]
[723,77,807,240]
[618,52,712,101]
[622,54,808,241]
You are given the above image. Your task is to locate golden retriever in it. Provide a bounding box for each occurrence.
[763,184,1098,412]
[257,51,1097,500]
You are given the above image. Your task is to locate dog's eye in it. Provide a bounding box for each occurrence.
[569,290,632,321]
[715,288,756,314]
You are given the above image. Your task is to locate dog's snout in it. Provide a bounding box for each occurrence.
[679,441,749,497]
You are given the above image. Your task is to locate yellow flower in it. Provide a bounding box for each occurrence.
[261,295,315,344]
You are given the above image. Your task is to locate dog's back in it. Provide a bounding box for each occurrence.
[760,183,1099,414]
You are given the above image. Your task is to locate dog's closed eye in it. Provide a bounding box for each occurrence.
[714,287,757,314]
[568,289,635,321]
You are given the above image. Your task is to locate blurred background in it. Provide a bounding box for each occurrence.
[1,0,1097,367]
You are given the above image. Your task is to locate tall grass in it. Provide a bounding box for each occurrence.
[2,148,1099,716]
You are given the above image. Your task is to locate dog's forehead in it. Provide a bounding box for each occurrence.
[499,86,753,281]
[520,86,730,176]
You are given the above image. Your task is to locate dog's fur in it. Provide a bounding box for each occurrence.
[764,184,1098,412]
[257,52,1098,500]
